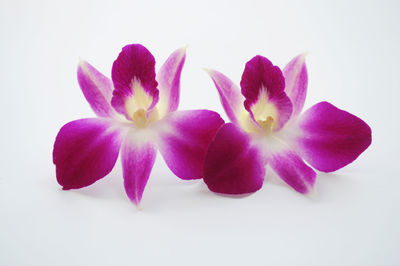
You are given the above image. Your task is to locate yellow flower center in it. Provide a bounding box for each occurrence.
[250,87,278,134]
[257,116,275,134]
[124,78,159,127]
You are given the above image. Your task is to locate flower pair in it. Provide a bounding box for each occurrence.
[53,44,371,206]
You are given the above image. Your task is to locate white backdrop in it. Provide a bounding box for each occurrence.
[1,0,399,265]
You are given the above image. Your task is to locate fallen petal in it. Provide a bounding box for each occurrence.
[203,123,265,194]
[53,118,123,189]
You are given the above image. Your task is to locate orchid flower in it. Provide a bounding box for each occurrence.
[204,54,371,194]
[53,44,224,205]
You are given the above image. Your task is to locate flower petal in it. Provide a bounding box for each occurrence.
[156,46,187,117]
[296,101,372,172]
[203,123,265,194]
[121,134,157,205]
[111,44,159,120]
[53,118,123,190]
[283,53,308,117]
[156,110,224,180]
[205,69,245,125]
[240,55,293,131]
[269,150,316,194]
[77,60,117,118]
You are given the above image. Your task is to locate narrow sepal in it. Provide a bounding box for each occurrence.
[77,60,117,118]
[157,46,187,117]
[121,135,157,205]
[283,53,308,117]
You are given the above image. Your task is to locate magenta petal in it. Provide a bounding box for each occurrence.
[157,46,186,116]
[111,44,159,119]
[240,55,293,130]
[296,101,372,172]
[241,55,285,104]
[53,118,123,190]
[77,60,117,118]
[203,123,265,194]
[283,53,308,117]
[269,150,316,194]
[157,110,224,180]
[206,69,245,125]
[121,136,157,205]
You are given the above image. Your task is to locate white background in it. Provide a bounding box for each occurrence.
[1,0,399,265]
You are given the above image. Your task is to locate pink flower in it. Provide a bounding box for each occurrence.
[204,54,371,194]
[53,44,223,205]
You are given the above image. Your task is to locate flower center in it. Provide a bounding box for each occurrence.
[250,88,278,134]
[124,78,159,127]
[132,108,147,127]
[257,116,275,134]
[130,107,159,128]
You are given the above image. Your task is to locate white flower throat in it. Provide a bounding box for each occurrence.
[250,88,278,134]
[125,78,159,127]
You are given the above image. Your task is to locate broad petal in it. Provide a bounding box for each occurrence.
[283,53,308,117]
[53,118,123,190]
[205,69,245,125]
[77,60,117,118]
[203,123,265,194]
[296,101,372,172]
[156,110,224,180]
[269,150,316,194]
[240,55,293,130]
[121,134,157,205]
[111,44,159,120]
[156,46,187,117]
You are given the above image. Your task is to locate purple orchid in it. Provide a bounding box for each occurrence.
[204,54,372,194]
[53,44,224,205]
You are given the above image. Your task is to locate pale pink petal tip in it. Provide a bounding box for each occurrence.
[283,53,308,117]
[269,150,316,194]
[206,69,244,125]
[157,46,187,116]
[77,60,116,118]
[121,137,157,205]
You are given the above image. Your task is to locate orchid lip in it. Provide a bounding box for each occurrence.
[122,77,161,127]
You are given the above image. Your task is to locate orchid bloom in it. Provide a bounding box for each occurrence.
[53,44,223,205]
[204,54,371,194]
